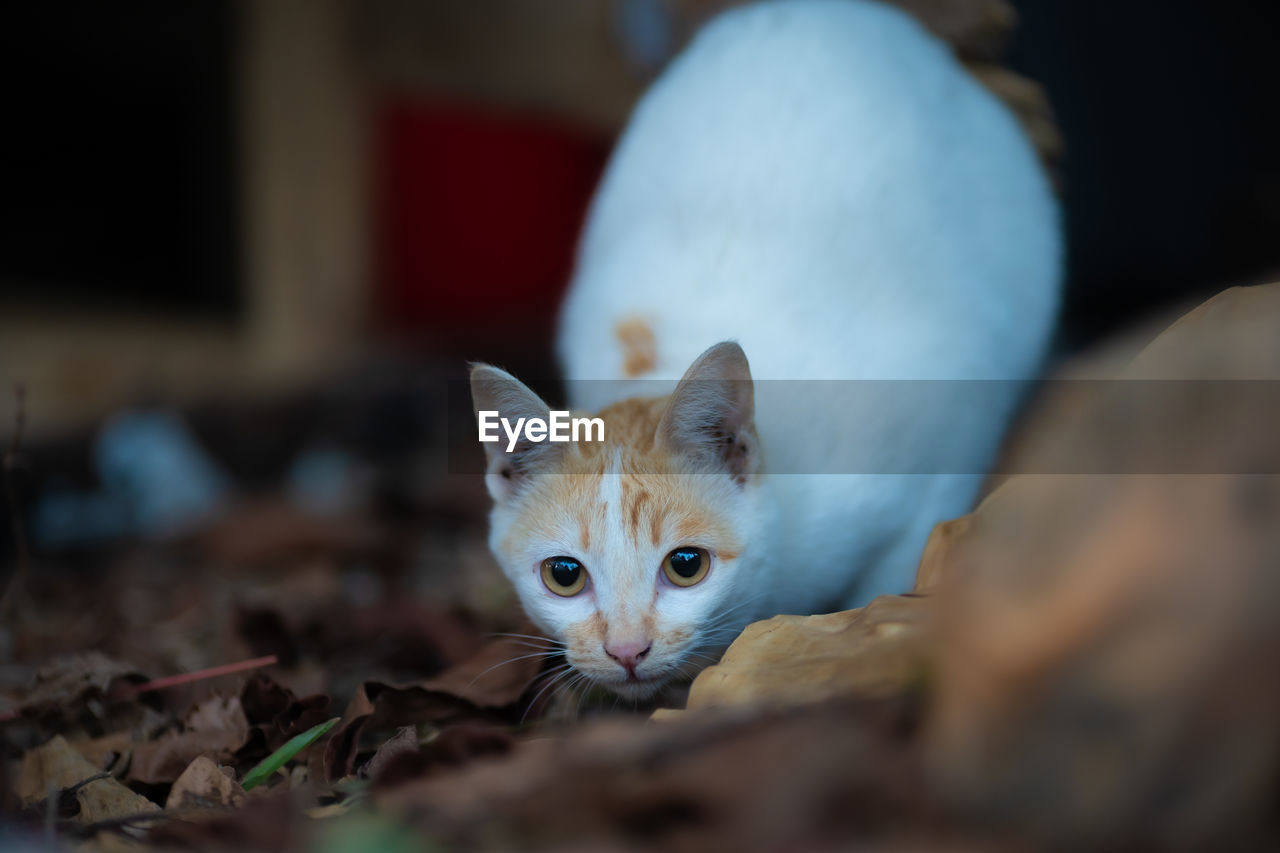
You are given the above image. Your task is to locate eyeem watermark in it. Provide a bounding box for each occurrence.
[478,411,605,452]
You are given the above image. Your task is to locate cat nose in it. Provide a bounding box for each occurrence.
[604,640,652,673]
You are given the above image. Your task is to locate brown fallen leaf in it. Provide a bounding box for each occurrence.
[166,755,245,810]
[912,515,972,595]
[377,697,953,853]
[419,633,551,708]
[1,652,147,723]
[890,0,1016,60]
[323,682,479,782]
[146,793,299,851]
[69,731,134,771]
[658,595,932,720]
[239,674,332,754]
[369,724,516,791]
[20,735,159,823]
[323,635,545,781]
[362,726,420,782]
[965,63,1062,171]
[130,695,251,785]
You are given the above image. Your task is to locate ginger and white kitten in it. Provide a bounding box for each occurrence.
[471,0,1060,702]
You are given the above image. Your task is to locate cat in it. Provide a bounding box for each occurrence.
[470,0,1060,702]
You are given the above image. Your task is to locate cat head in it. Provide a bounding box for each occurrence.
[469,342,764,701]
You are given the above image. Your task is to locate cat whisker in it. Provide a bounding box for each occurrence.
[566,673,594,722]
[703,592,768,630]
[498,640,567,654]
[465,650,567,691]
[487,632,566,649]
[696,624,745,639]
[528,660,575,689]
[521,663,579,724]
[681,650,723,665]
[691,622,751,648]
[541,670,591,724]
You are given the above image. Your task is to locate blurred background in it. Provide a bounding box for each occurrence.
[0,0,1278,549]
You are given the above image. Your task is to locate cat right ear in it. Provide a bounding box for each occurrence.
[469,364,557,502]
[657,341,758,484]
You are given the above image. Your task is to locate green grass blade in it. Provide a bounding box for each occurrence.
[241,716,340,791]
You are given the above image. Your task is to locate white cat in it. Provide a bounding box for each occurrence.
[471,0,1060,701]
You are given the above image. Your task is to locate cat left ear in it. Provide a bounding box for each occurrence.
[469,364,558,501]
[657,341,758,483]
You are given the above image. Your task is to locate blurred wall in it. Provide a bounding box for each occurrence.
[1,0,1277,437]
[0,0,372,435]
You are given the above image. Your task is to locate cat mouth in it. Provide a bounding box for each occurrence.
[605,673,666,700]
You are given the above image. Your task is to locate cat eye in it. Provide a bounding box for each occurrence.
[541,556,587,596]
[662,547,711,587]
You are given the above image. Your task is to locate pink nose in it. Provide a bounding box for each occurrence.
[604,640,652,673]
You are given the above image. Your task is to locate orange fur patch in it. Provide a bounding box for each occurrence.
[627,490,651,544]
[615,317,657,377]
[502,394,743,581]
[565,611,606,649]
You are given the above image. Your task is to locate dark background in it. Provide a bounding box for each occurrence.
[1008,0,1280,351]
[1,0,1277,353]
[0,0,240,318]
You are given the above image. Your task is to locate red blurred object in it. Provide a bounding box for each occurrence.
[375,98,612,350]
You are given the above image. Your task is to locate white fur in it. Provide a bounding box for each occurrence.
[556,0,1061,625]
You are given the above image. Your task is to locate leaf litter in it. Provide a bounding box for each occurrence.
[3,275,1280,849]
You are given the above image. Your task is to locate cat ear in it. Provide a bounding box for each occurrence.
[469,364,558,501]
[657,342,758,483]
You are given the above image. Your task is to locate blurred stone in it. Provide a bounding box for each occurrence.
[925,282,1280,845]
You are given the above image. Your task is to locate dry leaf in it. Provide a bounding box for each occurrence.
[2,652,146,722]
[363,726,420,782]
[912,515,972,594]
[69,731,134,770]
[130,695,251,784]
[661,595,932,719]
[323,636,545,781]
[240,675,332,753]
[889,0,1016,60]
[19,735,159,823]
[367,724,516,790]
[377,698,933,852]
[419,634,548,708]
[166,755,245,809]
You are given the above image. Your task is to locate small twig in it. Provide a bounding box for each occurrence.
[1,382,30,619]
[0,656,282,722]
[115,655,279,699]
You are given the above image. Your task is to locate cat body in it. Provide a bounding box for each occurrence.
[472,0,1060,700]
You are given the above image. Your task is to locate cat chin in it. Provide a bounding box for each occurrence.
[600,676,668,703]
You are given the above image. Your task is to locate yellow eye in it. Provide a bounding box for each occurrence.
[541,556,587,596]
[662,547,710,587]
